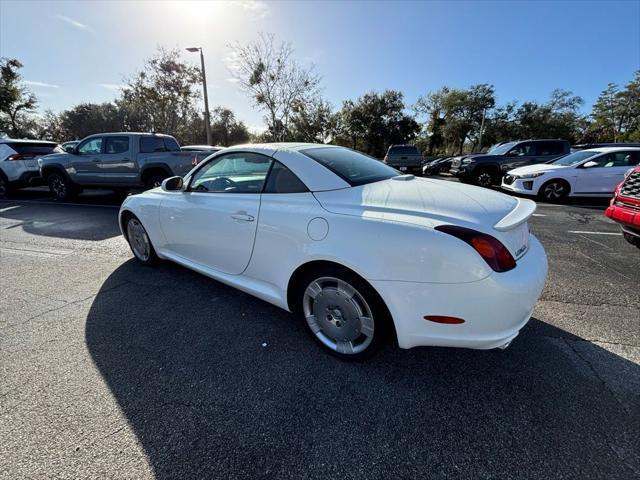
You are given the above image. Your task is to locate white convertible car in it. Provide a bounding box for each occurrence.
[119,143,548,359]
[502,147,640,201]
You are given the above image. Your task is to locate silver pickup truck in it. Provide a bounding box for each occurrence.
[39,132,204,200]
[383,144,423,175]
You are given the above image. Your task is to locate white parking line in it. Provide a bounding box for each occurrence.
[0,199,120,209]
[532,214,546,217]
[567,230,622,236]
[0,205,21,213]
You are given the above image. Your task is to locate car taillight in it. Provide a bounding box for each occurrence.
[435,225,516,272]
[7,153,24,161]
[383,155,388,163]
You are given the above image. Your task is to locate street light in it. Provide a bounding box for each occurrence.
[186,47,212,146]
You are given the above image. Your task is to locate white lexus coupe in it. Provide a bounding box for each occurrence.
[119,144,548,360]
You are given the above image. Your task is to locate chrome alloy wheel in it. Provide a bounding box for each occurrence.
[302,276,375,355]
[127,218,151,261]
[542,182,565,200]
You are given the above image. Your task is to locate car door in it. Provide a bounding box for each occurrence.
[91,136,137,184]
[158,151,273,275]
[72,136,104,183]
[503,142,538,170]
[575,151,639,194]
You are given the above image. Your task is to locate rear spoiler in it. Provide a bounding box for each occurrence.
[493,198,537,231]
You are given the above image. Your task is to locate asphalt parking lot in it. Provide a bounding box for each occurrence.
[1,184,639,479]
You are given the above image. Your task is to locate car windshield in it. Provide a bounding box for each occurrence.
[302,147,399,186]
[551,150,600,166]
[488,142,518,155]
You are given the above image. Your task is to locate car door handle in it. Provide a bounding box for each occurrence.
[92,158,101,162]
[231,213,255,222]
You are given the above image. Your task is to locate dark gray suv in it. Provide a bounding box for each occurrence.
[450,139,570,187]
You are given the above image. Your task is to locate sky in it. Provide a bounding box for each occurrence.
[1,0,639,132]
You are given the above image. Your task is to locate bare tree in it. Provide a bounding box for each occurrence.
[228,33,321,141]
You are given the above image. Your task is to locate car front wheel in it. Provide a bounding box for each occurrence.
[299,267,389,360]
[47,172,79,200]
[539,179,569,202]
[623,231,640,249]
[125,215,158,265]
[474,169,498,188]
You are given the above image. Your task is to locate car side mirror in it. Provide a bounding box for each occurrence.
[161,176,184,192]
[64,146,75,153]
[583,161,598,169]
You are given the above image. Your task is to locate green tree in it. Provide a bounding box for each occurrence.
[335,90,420,158]
[588,72,640,142]
[54,102,124,140]
[0,58,37,137]
[288,97,337,143]
[118,47,201,140]
[210,107,250,146]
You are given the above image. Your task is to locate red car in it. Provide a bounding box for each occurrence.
[606,165,640,249]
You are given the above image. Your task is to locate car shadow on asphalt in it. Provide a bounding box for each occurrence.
[0,197,122,241]
[85,259,639,479]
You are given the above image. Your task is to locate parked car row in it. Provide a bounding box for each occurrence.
[0,133,223,200]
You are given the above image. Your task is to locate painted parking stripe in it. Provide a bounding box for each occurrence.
[0,205,21,213]
[567,230,622,236]
[532,214,546,217]
[0,199,121,209]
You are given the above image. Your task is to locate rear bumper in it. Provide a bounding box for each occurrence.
[371,235,548,350]
[389,165,423,175]
[9,171,44,187]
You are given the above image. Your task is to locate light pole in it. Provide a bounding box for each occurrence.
[186,47,212,145]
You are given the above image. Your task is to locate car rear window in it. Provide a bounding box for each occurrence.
[8,143,58,158]
[140,136,180,153]
[388,146,419,155]
[301,147,399,186]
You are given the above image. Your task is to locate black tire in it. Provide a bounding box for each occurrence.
[622,232,640,249]
[124,213,159,265]
[143,172,168,190]
[0,175,11,198]
[538,179,569,203]
[473,168,498,188]
[295,265,392,361]
[47,172,79,200]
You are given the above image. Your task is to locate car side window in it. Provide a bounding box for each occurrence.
[77,138,103,155]
[263,161,308,193]
[189,152,273,193]
[606,151,639,167]
[538,142,565,156]
[104,136,129,155]
[508,142,535,156]
[140,137,167,153]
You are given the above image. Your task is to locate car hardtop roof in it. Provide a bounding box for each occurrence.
[0,138,58,144]
[223,142,341,153]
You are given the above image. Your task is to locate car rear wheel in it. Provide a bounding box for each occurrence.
[298,267,389,360]
[539,179,569,202]
[144,172,168,190]
[0,176,10,198]
[125,215,158,265]
[47,172,79,200]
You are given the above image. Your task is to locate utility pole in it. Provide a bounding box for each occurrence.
[187,47,212,145]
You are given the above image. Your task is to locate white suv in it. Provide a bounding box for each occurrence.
[0,139,61,196]
[501,147,640,202]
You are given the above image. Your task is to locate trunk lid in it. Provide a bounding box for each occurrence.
[314,176,534,259]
